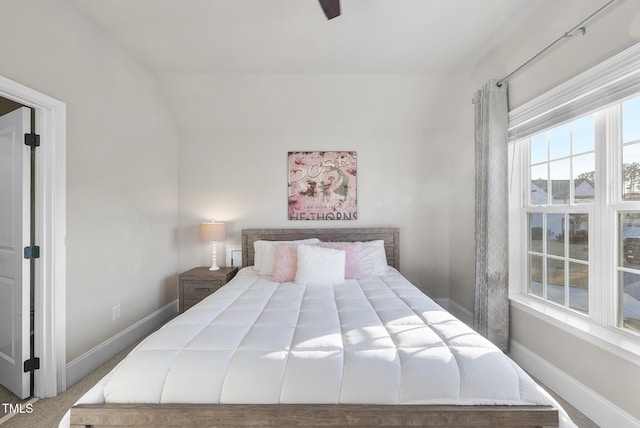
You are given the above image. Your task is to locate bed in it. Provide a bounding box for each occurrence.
[62,227,573,428]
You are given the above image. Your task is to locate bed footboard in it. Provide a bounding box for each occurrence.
[70,403,559,427]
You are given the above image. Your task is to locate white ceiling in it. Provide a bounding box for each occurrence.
[68,0,556,129]
[70,0,546,74]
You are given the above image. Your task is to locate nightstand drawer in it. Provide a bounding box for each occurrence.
[183,281,222,299]
[178,266,238,313]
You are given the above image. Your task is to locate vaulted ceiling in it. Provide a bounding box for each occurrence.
[70,0,546,74]
[68,0,553,129]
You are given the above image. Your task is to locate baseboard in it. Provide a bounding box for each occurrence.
[66,300,178,388]
[510,340,640,428]
[434,298,474,326]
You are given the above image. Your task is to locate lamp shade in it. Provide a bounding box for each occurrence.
[199,221,226,242]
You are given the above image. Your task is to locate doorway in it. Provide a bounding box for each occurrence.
[0,76,66,400]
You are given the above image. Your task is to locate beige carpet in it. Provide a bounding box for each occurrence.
[0,342,134,428]
[539,384,599,428]
[0,344,599,428]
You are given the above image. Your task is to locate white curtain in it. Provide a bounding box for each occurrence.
[473,79,509,352]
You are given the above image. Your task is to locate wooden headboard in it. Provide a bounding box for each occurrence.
[241,228,400,270]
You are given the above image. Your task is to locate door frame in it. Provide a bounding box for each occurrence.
[0,75,66,397]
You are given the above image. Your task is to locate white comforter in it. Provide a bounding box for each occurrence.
[61,267,575,427]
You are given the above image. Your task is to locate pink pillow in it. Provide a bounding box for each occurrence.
[318,242,362,279]
[271,244,298,282]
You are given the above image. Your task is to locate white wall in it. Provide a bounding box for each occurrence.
[171,73,460,300]
[444,0,640,422]
[0,0,179,362]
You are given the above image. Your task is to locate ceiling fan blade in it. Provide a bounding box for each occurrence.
[319,0,340,20]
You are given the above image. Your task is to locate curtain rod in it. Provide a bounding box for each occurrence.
[496,0,621,87]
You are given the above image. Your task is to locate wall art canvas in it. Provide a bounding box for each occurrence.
[288,151,357,220]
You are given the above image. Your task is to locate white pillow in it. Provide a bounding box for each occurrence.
[358,240,389,276]
[295,245,346,286]
[254,238,320,275]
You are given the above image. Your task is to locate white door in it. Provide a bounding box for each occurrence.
[0,107,31,399]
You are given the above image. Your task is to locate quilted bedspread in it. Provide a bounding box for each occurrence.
[63,267,575,427]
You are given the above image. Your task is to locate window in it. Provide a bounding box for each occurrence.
[618,97,640,332]
[525,114,593,315]
[514,94,640,336]
[508,43,640,350]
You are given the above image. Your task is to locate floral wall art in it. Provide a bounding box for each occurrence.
[287,151,357,220]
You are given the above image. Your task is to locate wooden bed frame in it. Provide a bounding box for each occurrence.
[241,227,401,270]
[69,227,559,428]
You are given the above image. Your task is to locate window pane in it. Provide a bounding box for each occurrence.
[550,159,570,204]
[569,262,588,314]
[623,96,640,144]
[547,214,564,257]
[530,133,547,164]
[573,153,595,203]
[529,255,543,298]
[528,213,543,253]
[619,271,640,333]
[530,164,548,205]
[623,143,640,201]
[573,115,595,154]
[547,258,565,305]
[549,124,570,160]
[620,212,640,269]
[569,213,588,261]
[619,213,640,333]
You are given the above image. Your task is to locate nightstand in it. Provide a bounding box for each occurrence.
[178,266,238,313]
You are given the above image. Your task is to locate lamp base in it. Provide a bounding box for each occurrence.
[209,241,220,271]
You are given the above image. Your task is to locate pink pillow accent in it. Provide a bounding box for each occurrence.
[271,244,298,282]
[318,242,362,279]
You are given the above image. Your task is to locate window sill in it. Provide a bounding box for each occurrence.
[509,294,640,368]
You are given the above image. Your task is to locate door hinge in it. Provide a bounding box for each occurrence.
[23,357,40,373]
[24,133,40,147]
[24,246,40,259]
